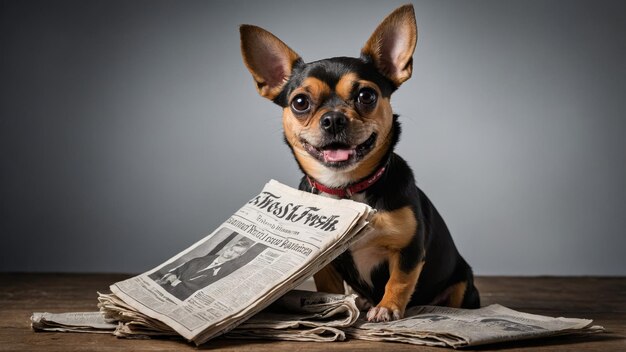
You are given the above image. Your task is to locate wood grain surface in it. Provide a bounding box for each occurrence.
[0,274,624,351]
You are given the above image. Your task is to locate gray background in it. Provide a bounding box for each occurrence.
[1,0,625,275]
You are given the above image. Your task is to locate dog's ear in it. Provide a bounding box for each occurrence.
[361,4,417,87]
[240,25,301,100]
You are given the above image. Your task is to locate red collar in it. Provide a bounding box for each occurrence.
[306,166,387,198]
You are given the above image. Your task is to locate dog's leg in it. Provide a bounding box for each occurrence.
[367,255,424,321]
[314,263,345,294]
[364,207,423,322]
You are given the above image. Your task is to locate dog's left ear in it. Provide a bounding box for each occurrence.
[361,4,417,87]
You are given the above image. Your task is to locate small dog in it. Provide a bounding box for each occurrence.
[240,4,479,322]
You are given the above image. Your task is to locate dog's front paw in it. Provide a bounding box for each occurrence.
[366,304,403,322]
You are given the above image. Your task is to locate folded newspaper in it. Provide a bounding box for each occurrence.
[346,304,603,348]
[30,179,604,347]
[104,179,373,345]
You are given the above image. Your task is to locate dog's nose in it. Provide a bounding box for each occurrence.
[320,112,347,134]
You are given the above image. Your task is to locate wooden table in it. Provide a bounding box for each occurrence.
[1,274,624,351]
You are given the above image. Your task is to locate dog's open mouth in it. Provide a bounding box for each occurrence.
[302,133,377,168]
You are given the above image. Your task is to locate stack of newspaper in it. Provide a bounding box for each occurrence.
[31,179,604,348]
[102,179,372,345]
[33,292,603,348]
[94,289,361,342]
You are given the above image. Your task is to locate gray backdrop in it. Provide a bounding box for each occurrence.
[1,0,625,275]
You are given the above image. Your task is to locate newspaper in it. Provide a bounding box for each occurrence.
[100,179,375,345]
[223,290,359,342]
[347,304,604,348]
[33,290,360,342]
[108,291,359,342]
[31,312,117,334]
[32,298,603,347]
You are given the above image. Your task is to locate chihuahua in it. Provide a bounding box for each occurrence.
[240,4,480,322]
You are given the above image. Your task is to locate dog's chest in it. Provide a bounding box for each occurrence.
[344,192,390,287]
[318,191,390,287]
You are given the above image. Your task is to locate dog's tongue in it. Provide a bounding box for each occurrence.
[323,149,353,162]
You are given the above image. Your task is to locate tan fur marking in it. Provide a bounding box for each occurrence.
[447,281,468,308]
[335,73,358,100]
[314,264,345,294]
[292,77,331,106]
[282,108,303,149]
[350,206,419,290]
[282,108,324,179]
[367,206,418,250]
[377,257,424,316]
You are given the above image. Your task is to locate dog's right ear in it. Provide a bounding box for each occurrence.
[240,25,301,100]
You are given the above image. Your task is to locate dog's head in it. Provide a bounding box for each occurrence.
[240,5,417,187]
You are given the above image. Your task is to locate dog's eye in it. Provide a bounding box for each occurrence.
[291,94,310,113]
[357,88,377,106]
